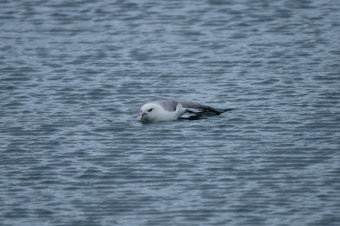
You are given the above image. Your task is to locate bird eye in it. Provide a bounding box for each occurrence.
[148,108,153,112]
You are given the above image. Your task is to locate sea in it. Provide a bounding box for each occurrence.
[1,0,340,225]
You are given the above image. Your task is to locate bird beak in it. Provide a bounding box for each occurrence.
[139,112,147,121]
[140,117,147,122]
[140,115,145,121]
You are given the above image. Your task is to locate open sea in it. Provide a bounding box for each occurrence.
[1,0,340,225]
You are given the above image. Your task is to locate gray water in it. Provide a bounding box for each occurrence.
[1,0,340,225]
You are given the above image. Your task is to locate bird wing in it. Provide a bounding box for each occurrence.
[176,100,223,115]
[155,100,179,112]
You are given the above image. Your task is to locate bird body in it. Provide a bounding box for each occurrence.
[138,100,223,123]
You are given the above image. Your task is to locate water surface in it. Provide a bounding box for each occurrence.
[1,0,340,225]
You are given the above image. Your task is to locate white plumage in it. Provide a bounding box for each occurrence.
[138,100,223,123]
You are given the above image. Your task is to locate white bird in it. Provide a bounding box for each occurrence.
[138,100,223,123]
